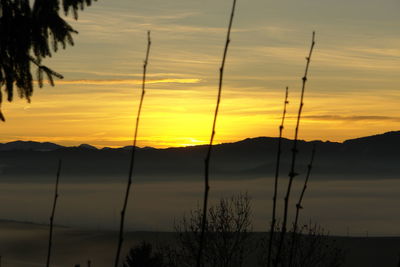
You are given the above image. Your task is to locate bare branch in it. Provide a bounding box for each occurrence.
[267,86,289,267]
[275,31,316,267]
[196,1,237,267]
[114,31,151,267]
[46,159,62,267]
[288,144,316,267]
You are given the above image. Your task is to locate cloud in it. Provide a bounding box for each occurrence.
[301,115,400,122]
[347,47,400,57]
[243,45,400,71]
[53,78,202,86]
[64,71,194,78]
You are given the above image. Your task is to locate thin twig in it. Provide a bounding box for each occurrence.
[196,1,237,267]
[114,31,151,267]
[274,31,315,267]
[288,144,316,267]
[267,86,289,267]
[46,159,62,267]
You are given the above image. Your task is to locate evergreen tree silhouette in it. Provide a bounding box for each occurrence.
[0,0,96,121]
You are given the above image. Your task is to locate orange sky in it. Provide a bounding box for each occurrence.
[1,0,399,148]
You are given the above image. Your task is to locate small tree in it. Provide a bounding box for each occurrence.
[174,193,253,267]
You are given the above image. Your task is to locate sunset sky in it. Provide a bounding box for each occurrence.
[1,0,399,148]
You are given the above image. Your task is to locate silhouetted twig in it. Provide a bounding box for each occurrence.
[196,1,237,267]
[46,159,62,267]
[275,31,316,267]
[114,31,151,267]
[288,144,316,267]
[397,252,400,267]
[267,86,289,267]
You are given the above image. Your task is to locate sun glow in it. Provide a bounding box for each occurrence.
[175,138,207,147]
[1,0,400,148]
[2,77,400,148]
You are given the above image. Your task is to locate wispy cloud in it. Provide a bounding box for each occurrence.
[347,47,400,57]
[301,115,400,122]
[54,78,202,86]
[243,45,400,71]
[63,71,195,78]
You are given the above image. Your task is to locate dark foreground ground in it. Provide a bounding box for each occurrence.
[0,220,398,267]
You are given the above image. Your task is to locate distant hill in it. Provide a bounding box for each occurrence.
[0,141,64,151]
[0,131,399,182]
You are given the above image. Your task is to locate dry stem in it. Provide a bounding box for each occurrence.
[114,31,151,267]
[46,159,62,267]
[267,86,289,267]
[288,144,316,267]
[274,31,316,267]
[196,1,237,267]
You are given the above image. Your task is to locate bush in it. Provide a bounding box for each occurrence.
[123,241,165,267]
[172,193,253,267]
[260,223,345,267]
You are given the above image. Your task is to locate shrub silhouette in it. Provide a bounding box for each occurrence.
[123,242,165,267]
[173,193,253,267]
[261,223,345,267]
[132,194,344,267]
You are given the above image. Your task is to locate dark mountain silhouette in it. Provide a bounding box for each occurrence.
[78,144,98,150]
[0,131,398,182]
[0,141,64,151]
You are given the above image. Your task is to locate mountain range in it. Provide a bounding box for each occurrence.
[0,131,399,182]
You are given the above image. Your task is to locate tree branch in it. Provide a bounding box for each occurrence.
[114,31,151,267]
[274,31,316,267]
[196,1,237,266]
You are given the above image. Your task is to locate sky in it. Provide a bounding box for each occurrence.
[1,0,400,148]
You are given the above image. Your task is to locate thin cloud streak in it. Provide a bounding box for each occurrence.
[301,115,400,122]
[63,71,195,78]
[53,78,202,86]
[245,45,400,71]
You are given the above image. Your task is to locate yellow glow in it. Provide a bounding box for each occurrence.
[2,0,396,149]
[2,78,400,148]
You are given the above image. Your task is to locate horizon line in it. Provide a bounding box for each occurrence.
[0,130,398,150]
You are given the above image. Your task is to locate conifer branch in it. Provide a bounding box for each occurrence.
[0,0,95,121]
[196,1,237,266]
[114,31,151,267]
[274,31,316,267]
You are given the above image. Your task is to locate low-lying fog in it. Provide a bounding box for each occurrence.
[0,177,399,236]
